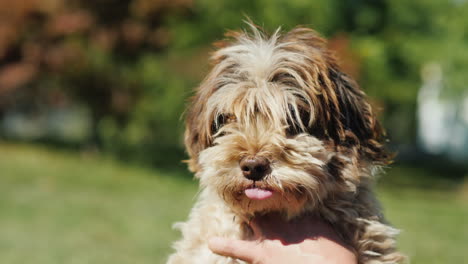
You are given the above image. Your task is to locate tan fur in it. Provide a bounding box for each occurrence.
[168,24,406,264]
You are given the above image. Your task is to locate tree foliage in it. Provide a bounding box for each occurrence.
[0,0,466,166]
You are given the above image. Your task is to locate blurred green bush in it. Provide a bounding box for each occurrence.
[1,0,467,167]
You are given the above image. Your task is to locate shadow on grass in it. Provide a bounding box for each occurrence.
[1,138,193,179]
[381,161,467,192]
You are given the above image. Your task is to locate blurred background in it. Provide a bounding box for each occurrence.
[0,0,467,263]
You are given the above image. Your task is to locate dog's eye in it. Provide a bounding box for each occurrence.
[224,114,237,124]
[286,107,316,137]
[286,108,308,137]
[212,114,236,134]
[286,123,301,137]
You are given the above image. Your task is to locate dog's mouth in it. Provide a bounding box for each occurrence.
[244,186,273,200]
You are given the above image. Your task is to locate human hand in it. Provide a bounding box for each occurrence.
[208,213,357,264]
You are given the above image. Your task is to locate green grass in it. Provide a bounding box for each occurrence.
[0,143,197,264]
[377,166,468,263]
[0,143,466,264]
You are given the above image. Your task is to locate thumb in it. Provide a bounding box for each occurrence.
[208,237,260,263]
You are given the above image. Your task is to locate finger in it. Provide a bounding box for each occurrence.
[208,237,260,263]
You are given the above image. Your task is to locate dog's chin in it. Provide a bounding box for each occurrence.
[220,181,310,218]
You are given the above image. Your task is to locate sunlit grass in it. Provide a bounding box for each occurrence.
[0,143,466,264]
[0,143,197,264]
[378,166,468,264]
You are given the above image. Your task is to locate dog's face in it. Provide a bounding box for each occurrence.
[184,26,389,218]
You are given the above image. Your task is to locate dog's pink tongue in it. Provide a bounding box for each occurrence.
[245,188,273,200]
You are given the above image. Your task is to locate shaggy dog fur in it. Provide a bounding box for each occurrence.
[167,24,406,264]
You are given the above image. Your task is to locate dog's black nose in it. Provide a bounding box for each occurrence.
[240,156,270,181]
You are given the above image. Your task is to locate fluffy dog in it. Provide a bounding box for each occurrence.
[167,24,405,264]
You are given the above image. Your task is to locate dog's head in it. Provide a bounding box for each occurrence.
[184,25,390,218]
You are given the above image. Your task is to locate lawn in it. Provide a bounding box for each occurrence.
[0,143,466,264]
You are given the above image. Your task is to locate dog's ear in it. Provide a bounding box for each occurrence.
[282,27,390,164]
[326,68,390,164]
[184,75,218,173]
[184,94,208,173]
